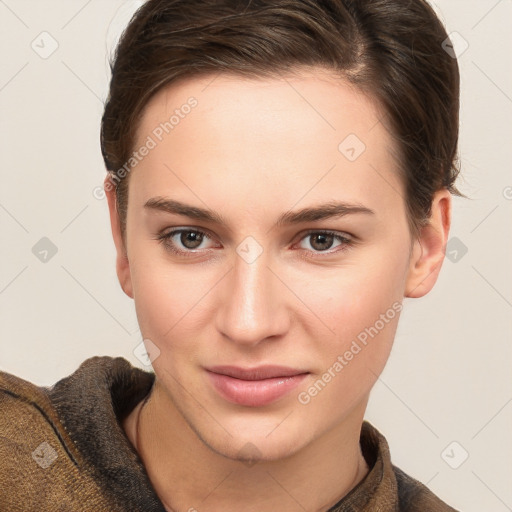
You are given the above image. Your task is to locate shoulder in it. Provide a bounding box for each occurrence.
[357,421,459,512]
[392,464,459,512]
[0,356,151,511]
[0,363,89,507]
[0,355,152,447]
[0,355,136,421]
[0,364,66,443]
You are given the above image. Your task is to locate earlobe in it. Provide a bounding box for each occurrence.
[405,189,452,298]
[104,176,134,299]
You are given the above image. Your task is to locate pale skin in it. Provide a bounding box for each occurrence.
[106,67,451,512]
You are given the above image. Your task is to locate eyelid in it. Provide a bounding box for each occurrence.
[158,226,354,242]
[293,229,353,257]
[156,227,218,251]
[295,228,353,242]
[156,226,355,257]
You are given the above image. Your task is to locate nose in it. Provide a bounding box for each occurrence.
[215,246,290,347]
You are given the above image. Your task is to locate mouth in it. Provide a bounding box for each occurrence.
[204,365,310,407]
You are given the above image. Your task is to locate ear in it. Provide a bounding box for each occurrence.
[405,189,451,298]
[104,176,133,298]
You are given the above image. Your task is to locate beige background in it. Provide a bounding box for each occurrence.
[1,1,511,510]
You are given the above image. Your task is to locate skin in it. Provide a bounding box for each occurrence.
[106,68,451,512]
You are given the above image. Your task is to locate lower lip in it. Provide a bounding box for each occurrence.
[206,371,308,407]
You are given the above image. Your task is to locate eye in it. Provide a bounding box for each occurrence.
[156,227,354,259]
[296,230,353,256]
[156,228,216,256]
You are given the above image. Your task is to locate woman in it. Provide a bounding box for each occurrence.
[0,0,461,510]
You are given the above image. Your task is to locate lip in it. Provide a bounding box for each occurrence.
[205,365,309,407]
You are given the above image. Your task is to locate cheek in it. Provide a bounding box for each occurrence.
[293,244,408,382]
[128,250,221,364]
[297,249,407,337]
[129,255,194,343]
[296,282,403,416]
[309,282,401,375]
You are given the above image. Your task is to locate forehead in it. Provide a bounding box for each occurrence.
[137,69,388,148]
[130,70,404,221]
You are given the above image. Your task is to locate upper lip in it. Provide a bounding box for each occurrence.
[205,365,309,381]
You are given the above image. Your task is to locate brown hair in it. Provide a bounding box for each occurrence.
[100,0,462,238]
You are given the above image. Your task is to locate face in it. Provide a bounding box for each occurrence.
[107,68,445,462]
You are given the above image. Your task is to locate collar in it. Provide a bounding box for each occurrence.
[46,356,414,511]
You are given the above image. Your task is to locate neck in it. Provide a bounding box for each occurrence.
[124,382,369,512]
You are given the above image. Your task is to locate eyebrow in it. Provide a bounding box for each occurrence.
[144,197,375,227]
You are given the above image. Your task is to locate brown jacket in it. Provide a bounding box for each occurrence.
[0,356,459,511]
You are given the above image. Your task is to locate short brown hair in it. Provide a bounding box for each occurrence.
[100,0,462,238]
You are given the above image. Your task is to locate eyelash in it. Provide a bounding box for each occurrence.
[156,228,354,259]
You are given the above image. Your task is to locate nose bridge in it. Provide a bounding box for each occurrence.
[216,242,287,345]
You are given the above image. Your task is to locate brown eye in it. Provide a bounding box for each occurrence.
[297,230,353,257]
[179,230,204,249]
[308,233,335,251]
[157,228,215,256]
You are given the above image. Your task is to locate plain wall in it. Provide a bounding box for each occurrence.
[1,1,511,510]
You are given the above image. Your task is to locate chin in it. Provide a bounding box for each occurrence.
[216,436,304,464]
[195,419,312,464]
